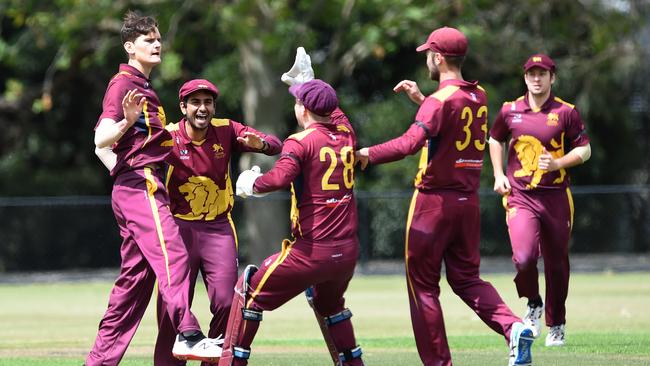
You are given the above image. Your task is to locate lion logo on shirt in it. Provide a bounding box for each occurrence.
[513,135,546,189]
[178,175,232,220]
[212,144,225,159]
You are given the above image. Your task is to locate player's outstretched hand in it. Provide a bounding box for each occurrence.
[355,148,370,170]
[237,132,267,150]
[493,174,512,196]
[122,89,145,127]
[236,166,266,198]
[281,47,315,86]
[537,147,558,171]
[393,80,425,105]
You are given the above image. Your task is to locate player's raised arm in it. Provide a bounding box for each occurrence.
[393,80,425,105]
[233,125,282,155]
[94,89,144,148]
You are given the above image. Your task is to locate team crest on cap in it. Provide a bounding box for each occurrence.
[533,56,542,62]
[546,112,559,126]
[213,143,225,158]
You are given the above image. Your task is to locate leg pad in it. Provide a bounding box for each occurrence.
[339,345,363,362]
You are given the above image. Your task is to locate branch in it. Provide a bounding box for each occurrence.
[323,0,356,83]
[166,0,196,48]
[41,45,66,112]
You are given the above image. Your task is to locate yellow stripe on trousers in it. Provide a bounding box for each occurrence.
[566,187,574,229]
[246,239,294,308]
[144,167,172,287]
[404,190,419,309]
[228,213,239,251]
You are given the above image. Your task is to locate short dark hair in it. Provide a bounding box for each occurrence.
[121,10,158,44]
[444,55,465,69]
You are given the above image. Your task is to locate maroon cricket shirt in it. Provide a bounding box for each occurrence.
[254,109,358,242]
[369,79,488,193]
[490,93,590,191]
[165,118,282,221]
[97,64,173,177]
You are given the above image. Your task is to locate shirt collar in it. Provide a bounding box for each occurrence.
[177,118,218,145]
[176,118,193,145]
[119,63,149,82]
[438,78,478,90]
[523,92,555,112]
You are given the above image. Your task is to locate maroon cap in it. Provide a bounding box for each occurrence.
[289,79,339,117]
[416,26,468,56]
[178,79,219,101]
[523,54,556,72]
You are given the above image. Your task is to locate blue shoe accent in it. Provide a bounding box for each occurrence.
[514,327,534,365]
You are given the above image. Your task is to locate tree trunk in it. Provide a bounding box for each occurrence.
[238,39,290,265]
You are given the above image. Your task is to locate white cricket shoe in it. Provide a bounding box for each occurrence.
[545,324,565,347]
[523,303,544,338]
[508,322,535,366]
[172,332,222,362]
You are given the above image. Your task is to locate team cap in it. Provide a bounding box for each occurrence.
[179,79,219,101]
[416,26,468,56]
[523,54,556,73]
[289,79,339,117]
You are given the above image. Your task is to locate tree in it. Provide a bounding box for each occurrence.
[0,0,648,270]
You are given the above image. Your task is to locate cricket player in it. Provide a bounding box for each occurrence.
[87,11,221,365]
[217,79,364,366]
[355,27,534,366]
[154,78,282,366]
[488,53,591,347]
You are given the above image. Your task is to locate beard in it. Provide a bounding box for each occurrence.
[186,112,212,131]
[528,87,548,96]
[429,63,440,81]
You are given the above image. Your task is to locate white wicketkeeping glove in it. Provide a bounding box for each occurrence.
[281,47,315,86]
[236,166,266,198]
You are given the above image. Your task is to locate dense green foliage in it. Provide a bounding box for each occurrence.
[1,1,648,193]
[1,1,649,268]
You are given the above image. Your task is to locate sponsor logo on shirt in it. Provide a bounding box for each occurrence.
[324,194,352,208]
[180,148,190,160]
[546,112,559,126]
[454,158,483,169]
[213,143,225,159]
[512,113,523,124]
[470,92,477,102]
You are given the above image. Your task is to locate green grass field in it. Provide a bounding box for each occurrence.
[1,272,649,365]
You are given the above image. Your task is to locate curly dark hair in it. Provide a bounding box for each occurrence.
[120,10,158,44]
